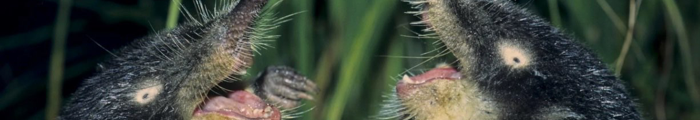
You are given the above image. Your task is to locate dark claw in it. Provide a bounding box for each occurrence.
[254,66,317,109]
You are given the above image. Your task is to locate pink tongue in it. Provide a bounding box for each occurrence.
[405,66,460,84]
[227,91,267,108]
[396,65,461,98]
[196,90,277,119]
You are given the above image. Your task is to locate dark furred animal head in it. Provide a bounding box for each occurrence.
[58,0,284,119]
[380,0,641,119]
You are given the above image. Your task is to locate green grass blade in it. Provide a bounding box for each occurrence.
[596,0,627,34]
[547,0,562,27]
[369,32,406,116]
[324,0,398,119]
[166,0,182,29]
[613,0,639,76]
[292,0,313,75]
[661,0,699,111]
[47,0,73,119]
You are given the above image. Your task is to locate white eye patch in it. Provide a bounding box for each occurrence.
[134,84,163,104]
[498,42,531,68]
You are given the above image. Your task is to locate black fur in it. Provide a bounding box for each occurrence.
[57,0,301,119]
[422,0,640,119]
[59,20,220,120]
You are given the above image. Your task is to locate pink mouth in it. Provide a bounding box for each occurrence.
[194,90,281,119]
[396,65,461,98]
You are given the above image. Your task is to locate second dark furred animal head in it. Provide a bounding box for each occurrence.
[58,0,291,119]
[379,0,642,119]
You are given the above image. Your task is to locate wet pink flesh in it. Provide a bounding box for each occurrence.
[193,90,279,119]
[396,67,460,98]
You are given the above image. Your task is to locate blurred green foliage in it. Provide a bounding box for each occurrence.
[1,0,699,119]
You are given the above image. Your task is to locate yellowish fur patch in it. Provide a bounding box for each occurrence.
[178,43,253,117]
[399,1,500,119]
[424,0,473,70]
[401,79,497,120]
[190,113,231,120]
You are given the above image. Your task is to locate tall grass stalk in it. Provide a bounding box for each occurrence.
[47,0,73,119]
[370,32,406,115]
[311,39,340,118]
[661,0,700,111]
[613,0,640,76]
[655,27,676,120]
[325,0,398,119]
[596,0,627,34]
[547,0,562,27]
[292,0,313,76]
[166,0,182,29]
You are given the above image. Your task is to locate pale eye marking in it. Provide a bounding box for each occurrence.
[134,84,163,104]
[498,43,531,68]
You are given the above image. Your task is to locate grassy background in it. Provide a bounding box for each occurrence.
[1,0,699,119]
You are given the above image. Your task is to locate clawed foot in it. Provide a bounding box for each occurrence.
[254,66,317,109]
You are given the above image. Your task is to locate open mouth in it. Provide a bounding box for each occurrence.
[396,64,462,99]
[187,0,278,119]
[193,89,280,119]
[398,1,465,99]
